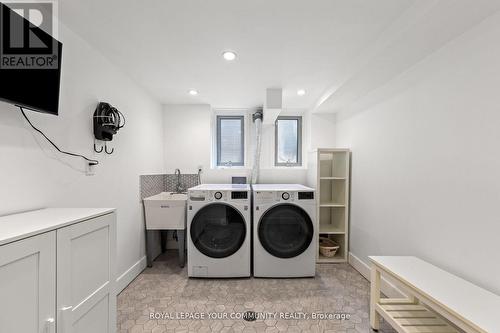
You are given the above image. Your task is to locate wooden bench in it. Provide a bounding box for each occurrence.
[369,256,500,333]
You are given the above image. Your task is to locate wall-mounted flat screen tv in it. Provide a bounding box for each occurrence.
[0,3,63,115]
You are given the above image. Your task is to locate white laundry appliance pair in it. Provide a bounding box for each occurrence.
[187,183,316,278]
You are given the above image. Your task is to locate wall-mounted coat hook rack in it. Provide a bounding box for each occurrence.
[93,101,125,156]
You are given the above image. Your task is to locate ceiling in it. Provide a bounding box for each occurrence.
[58,0,414,109]
[58,0,500,111]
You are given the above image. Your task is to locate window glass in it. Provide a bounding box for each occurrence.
[217,116,244,166]
[275,117,302,166]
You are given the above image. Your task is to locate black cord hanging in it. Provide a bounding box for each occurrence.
[19,106,99,165]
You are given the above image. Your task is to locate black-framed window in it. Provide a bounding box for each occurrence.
[216,116,244,167]
[275,116,302,166]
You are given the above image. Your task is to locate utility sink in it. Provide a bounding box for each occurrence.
[143,192,187,230]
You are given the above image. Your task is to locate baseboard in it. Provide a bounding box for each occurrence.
[348,252,406,298]
[116,256,147,294]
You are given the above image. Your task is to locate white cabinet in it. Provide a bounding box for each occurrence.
[57,213,116,333]
[0,232,56,333]
[0,209,116,333]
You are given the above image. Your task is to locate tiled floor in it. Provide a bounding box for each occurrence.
[117,251,396,333]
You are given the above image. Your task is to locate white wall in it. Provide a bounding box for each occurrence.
[335,12,500,294]
[308,113,336,149]
[163,105,335,184]
[0,22,164,283]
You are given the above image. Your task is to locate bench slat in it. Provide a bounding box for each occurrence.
[398,317,447,326]
[379,298,417,305]
[404,326,459,333]
[382,304,428,311]
[390,311,437,319]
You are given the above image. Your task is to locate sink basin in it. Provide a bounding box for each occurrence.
[143,192,187,230]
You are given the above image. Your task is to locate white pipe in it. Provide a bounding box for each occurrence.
[251,116,262,184]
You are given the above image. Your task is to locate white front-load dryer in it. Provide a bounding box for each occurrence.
[252,184,317,278]
[187,184,251,277]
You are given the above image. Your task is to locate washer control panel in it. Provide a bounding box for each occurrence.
[281,192,290,200]
[189,190,249,203]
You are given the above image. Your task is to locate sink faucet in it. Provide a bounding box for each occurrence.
[174,168,186,193]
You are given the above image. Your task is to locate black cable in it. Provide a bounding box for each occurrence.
[115,108,125,129]
[19,106,99,165]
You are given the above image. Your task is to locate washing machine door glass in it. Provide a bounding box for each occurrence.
[190,203,246,258]
[258,204,313,259]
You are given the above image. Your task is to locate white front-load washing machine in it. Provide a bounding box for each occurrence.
[252,184,317,277]
[187,184,251,277]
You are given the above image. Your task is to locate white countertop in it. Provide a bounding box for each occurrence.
[143,192,188,201]
[370,256,500,333]
[252,184,315,191]
[0,208,115,246]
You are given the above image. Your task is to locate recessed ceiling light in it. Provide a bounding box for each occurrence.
[297,89,306,96]
[222,51,237,61]
[188,89,198,96]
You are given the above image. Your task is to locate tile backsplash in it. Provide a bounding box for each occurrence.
[140,173,200,200]
[139,174,165,200]
[165,174,199,192]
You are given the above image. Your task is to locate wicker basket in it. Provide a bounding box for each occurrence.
[319,237,340,257]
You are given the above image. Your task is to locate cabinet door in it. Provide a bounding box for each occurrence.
[0,232,56,333]
[57,213,116,333]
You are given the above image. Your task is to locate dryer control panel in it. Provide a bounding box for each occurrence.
[254,191,315,205]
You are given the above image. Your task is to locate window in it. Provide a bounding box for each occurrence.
[216,115,244,167]
[275,116,302,166]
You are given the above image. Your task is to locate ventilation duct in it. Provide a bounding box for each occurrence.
[250,108,263,184]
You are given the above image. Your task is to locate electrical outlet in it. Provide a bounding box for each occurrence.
[197,165,203,173]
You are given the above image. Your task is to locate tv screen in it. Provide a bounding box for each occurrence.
[0,3,62,115]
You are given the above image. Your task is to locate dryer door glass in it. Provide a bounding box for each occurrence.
[190,203,246,258]
[258,204,313,258]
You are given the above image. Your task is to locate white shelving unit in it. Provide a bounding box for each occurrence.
[308,148,350,263]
